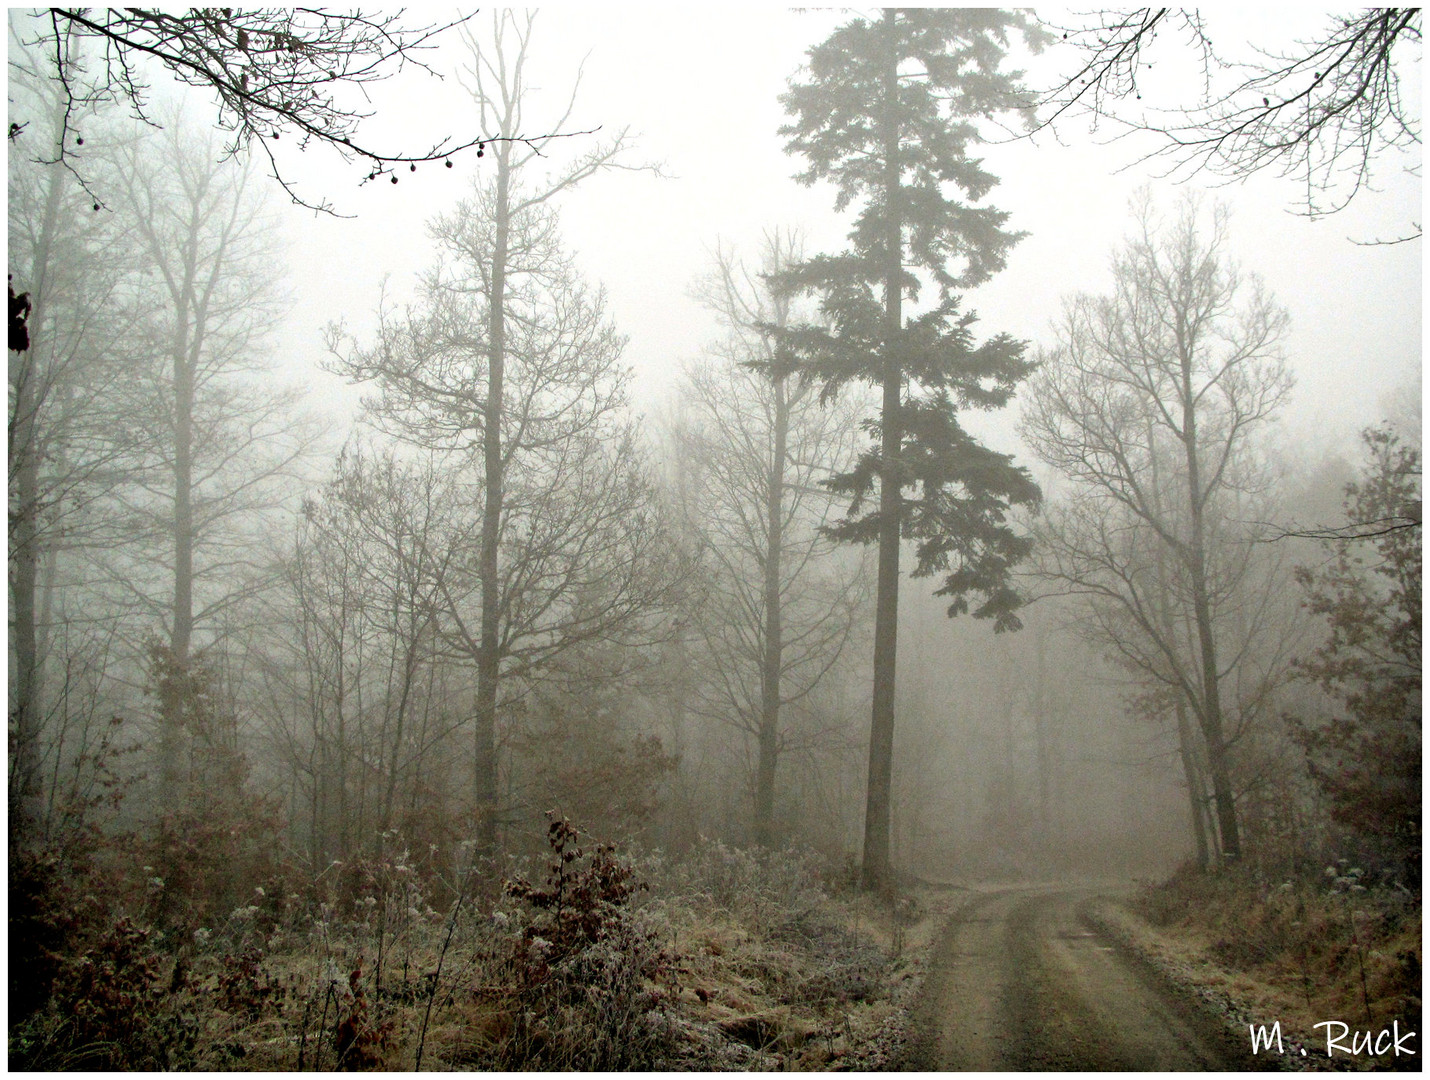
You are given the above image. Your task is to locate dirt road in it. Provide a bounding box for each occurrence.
[900,884,1270,1071]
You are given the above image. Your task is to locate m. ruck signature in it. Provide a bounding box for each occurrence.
[1249,1019,1417,1059]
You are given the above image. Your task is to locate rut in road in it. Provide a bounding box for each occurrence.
[900,885,1270,1071]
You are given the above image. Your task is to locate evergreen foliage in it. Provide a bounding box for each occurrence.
[768,8,1043,887]
[769,9,1042,630]
[1291,425,1422,878]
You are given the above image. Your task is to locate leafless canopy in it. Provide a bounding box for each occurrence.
[1036,9,1422,228]
[14,9,602,214]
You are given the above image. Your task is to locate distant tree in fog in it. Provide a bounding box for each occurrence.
[262,443,469,866]
[771,9,1043,888]
[326,12,674,855]
[8,46,140,839]
[98,114,315,813]
[9,56,312,842]
[676,230,868,849]
[1020,194,1294,865]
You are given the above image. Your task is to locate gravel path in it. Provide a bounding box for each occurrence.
[898,883,1274,1071]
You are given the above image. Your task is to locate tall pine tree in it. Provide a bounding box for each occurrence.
[771,9,1043,888]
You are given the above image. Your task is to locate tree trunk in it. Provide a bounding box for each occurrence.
[754,374,789,848]
[1174,694,1211,870]
[862,7,904,890]
[1179,365,1241,861]
[9,157,67,843]
[162,288,196,806]
[1001,677,1016,843]
[381,620,422,846]
[1152,530,1212,872]
[334,607,349,859]
[1031,629,1055,859]
[309,741,323,868]
[474,145,510,856]
[10,357,41,838]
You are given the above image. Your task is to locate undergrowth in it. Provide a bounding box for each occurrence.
[1131,860,1421,1038]
[9,820,913,1071]
[454,815,681,1070]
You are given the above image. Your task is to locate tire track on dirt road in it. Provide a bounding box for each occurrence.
[901,883,1271,1071]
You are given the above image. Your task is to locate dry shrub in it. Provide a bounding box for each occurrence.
[10,710,144,1027]
[66,919,169,1060]
[1131,859,1215,928]
[9,847,84,1025]
[215,947,283,1020]
[145,796,284,930]
[9,915,201,1071]
[461,816,681,1070]
[330,959,395,1070]
[11,813,905,1071]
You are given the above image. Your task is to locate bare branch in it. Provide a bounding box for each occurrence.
[1031,9,1422,221]
[14,9,607,214]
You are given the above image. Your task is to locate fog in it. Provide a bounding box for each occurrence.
[270,10,1418,874]
[9,10,1421,1067]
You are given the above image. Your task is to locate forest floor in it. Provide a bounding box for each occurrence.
[8,836,950,1071]
[12,836,1418,1071]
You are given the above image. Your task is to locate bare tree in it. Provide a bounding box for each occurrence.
[9,41,144,839]
[677,230,869,848]
[1020,194,1294,863]
[1036,9,1421,227]
[90,112,315,810]
[260,442,467,865]
[327,12,671,853]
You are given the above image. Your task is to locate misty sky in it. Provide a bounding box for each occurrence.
[272,8,1421,465]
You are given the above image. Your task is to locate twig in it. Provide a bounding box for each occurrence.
[1343,894,1373,1024]
[415,882,467,1070]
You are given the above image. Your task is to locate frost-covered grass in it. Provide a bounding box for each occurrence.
[637,839,930,1068]
[1107,861,1421,1066]
[9,828,935,1071]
